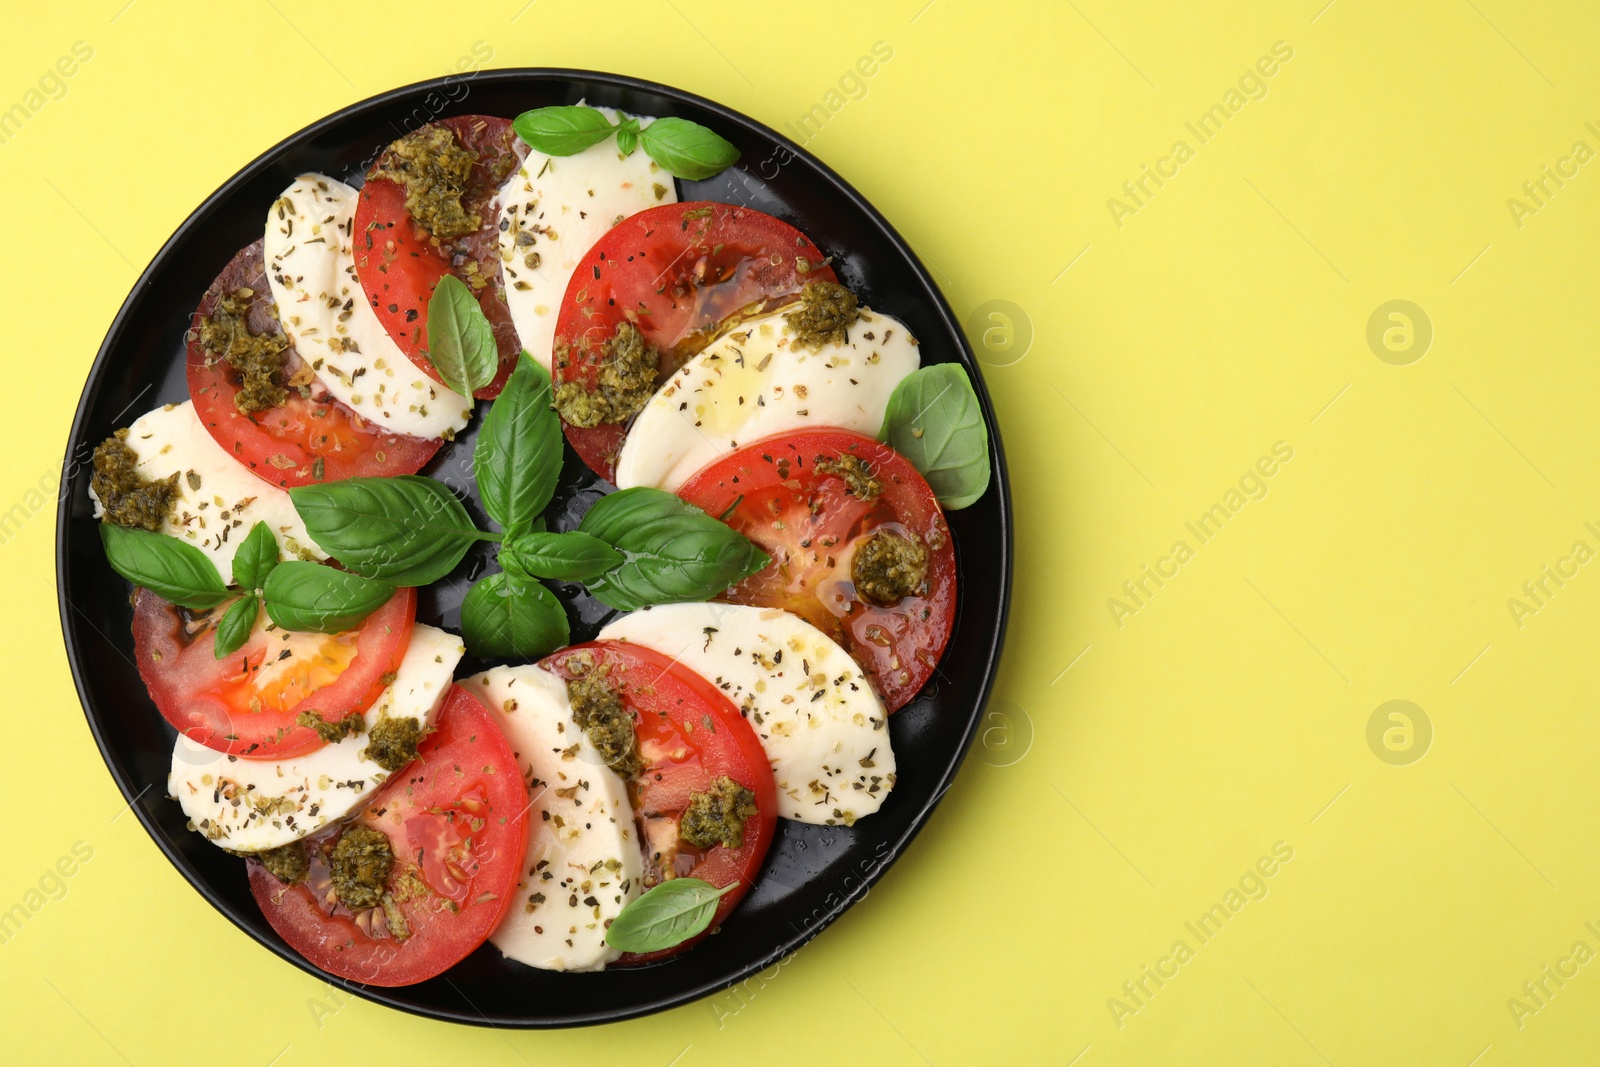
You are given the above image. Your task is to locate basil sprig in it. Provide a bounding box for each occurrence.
[579,488,771,611]
[604,878,739,953]
[513,105,740,181]
[879,364,992,510]
[99,521,396,654]
[475,352,562,538]
[426,275,499,398]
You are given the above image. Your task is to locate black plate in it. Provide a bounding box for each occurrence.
[56,69,1011,1028]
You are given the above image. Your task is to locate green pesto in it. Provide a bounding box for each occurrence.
[852,529,929,606]
[199,287,289,414]
[257,842,309,885]
[784,281,859,351]
[296,710,364,744]
[91,430,178,531]
[374,125,479,242]
[679,775,758,850]
[552,322,659,428]
[329,825,394,910]
[361,716,424,772]
[814,452,882,500]
[566,666,641,777]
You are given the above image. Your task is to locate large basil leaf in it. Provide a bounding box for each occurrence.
[501,530,622,582]
[637,117,740,180]
[425,275,497,398]
[289,476,488,586]
[213,596,259,659]
[578,488,770,611]
[231,521,280,592]
[604,878,737,953]
[512,105,618,156]
[879,363,992,510]
[98,524,230,610]
[261,561,395,634]
[460,571,569,659]
[475,353,562,536]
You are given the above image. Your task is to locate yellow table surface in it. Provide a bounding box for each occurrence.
[4,1,1598,1062]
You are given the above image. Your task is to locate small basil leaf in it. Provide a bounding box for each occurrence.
[475,352,562,536]
[578,488,770,611]
[213,596,259,660]
[879,363,992,510]
[99,524,230,610]
[615,116,640,156]
[460,571,570,659]
[512,105,618,156]
[501,531,623,582]
[426,275,498,398]
[262,562,395,634]
[637,117,740,180]
[231,521,280,592]
[289,476,488,586]
[604,878,738,953]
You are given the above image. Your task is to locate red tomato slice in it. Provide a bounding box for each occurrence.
[186,240,442,488]
[248,686,530,987]
[676,430,956,711]
[540,641,778,963]
[352,115,525,398]
[552,201,838,481]
[132,585,416,759]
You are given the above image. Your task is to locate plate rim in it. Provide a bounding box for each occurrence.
[55,65,1013,1029]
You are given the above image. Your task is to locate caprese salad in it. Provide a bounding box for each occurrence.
[88,101,992,986]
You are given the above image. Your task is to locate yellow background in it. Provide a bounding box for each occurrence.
[3,0,1597,1062]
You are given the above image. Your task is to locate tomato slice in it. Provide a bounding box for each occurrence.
[676,430,956,711]
[352,115,525,398]
[248,686,529,986]
[540,641,778,964]
[186,240,442,488]
[552,201,838,481]
[132,585,416,759]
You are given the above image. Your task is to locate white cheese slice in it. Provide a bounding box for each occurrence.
[264,174,473,440]
[496,108,677,371]
[168,624,463,852]
[613,307,920,492]
[462,665,641,971]
[598,603,894,825]
[89,400,324,574]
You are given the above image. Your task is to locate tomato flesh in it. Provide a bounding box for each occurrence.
[352,115,525,398]
[186,240,441,488]
[248,686,529,986]
[676,430,956,711]
[132,585,416,758]
[540,641,778,963]
[552,201,838,480]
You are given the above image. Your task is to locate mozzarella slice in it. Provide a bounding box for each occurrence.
[90,401,324,574]
[496,108,677,371]
[264,174,473,440]
[598,603,894,825]
[168,624,464,852]
[462,665,641,972]
[613,307,920,492]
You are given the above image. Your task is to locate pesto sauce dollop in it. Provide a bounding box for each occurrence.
[90,429,178,532]
[852,529,929,606]
[565,657,642,776]
[198,287,289,415]
[360,716,424,772]
[257,841,309,886]
[814,452,882,500]
[679,775,758,850]
[552,322,660,428]
[784,281,859,351]
[373,124,480,242]
[328,825,394,910]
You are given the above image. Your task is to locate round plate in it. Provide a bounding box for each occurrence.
[56,69,1011,1028]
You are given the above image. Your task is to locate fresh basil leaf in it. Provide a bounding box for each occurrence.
[290,476,489,586]
[615,116,640,156]
[501,531,622,582]
[460,571,570,659]
[475,352,562,536]
[213,596,259,660]
[880,363,992,510]
[579,488,770,611]
[604,878,738,953]
[426,275,498,398]
[98,524,230,610]
[512,105,617,156]
[232,521,279,592]
[262,561,395,634]
[637,117,740,180]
